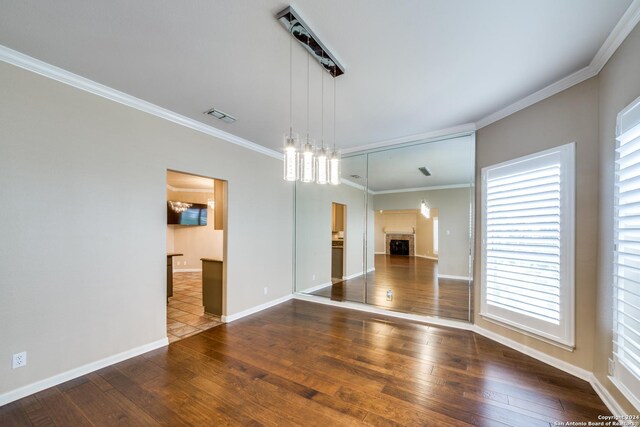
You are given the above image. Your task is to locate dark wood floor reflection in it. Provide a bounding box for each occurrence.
[0,300,611,426]
[311,255,471,320]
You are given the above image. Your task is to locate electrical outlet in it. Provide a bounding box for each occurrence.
[12,352,27,369]
[386,290,393,301]
[312,274,316,281]
[264,287,268,295]
[608,358,615,376]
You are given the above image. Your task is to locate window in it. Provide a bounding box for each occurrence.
[613,95,640,409]
[433,217,439,255]
[481,143,575,347]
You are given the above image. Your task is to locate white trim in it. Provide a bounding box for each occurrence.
[608,375,640,415]
[438,274,470,281]
[342,268,375,280]
[374,251,386,255]
[476,0,640,130]
[0,338,168,406]
[0,45,282,160]
[473,325,589,380]
[166,184,213,193]
[341,125,476,155]
[173,268,202,273]
[221,294,293,323]
[293,293,474,330]
[479,314,576,352]
[416,254,439,260]
[480,142,576,348]
[1,1,638,159]
[301,281,333,293]
[371,183,471,195]
[591,0,640,74]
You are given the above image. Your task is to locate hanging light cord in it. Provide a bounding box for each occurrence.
[289,25,293,138]
[333,74,337,152]
[321,55,324,149]
[306,45,310,143]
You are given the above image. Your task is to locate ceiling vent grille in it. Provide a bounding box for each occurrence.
[205,108,236,124]
[419,167,431,177]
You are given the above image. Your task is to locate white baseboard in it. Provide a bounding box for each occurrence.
[473,324,629,416]
[374,251,386,255]
[438,274,471,281]
[221,294,293,323]
[293,293,473,329]
[592,375,626,417]
[416,255,439,260]
[472,325,591,381]
[301,281,333,293]
[0,338,168,406]
[173,268,202,273]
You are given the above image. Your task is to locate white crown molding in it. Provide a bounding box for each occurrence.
[1,0,638,158]
[342,124,476,155]
[476,0,640,130]
[166,184,213,193]
[0,338,167,406]
[371,183,471,195]
[0,45,282,160]
[591,0,640,73]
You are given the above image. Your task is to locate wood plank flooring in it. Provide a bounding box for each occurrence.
[311,255,471,321]
[1,300,611,426]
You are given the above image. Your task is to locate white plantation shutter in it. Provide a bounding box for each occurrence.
[613,95,640,410]
[481,143,575,347]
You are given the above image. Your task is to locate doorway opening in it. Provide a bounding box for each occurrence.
[331,202,346,283]
[166,170,227,343]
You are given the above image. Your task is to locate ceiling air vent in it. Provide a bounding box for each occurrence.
[205,108,236,124]
[419,167,431,177]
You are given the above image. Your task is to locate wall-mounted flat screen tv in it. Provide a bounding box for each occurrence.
[167,201,207,226]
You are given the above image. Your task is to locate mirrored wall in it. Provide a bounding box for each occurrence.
[294,133,475,322]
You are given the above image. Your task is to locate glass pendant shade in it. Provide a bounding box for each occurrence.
[329,150,340,185]
[420,200,430,219]
[316,147,329,184]
[301,140,316,183]
[283,134,299,181]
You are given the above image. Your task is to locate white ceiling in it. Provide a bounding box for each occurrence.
[341,134,474,192]
[167,170,214,191]
[0,1,633,153]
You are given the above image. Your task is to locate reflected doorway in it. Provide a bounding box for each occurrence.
[331,202,346,282]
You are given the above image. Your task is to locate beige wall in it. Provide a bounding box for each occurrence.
[374,188,472,278]
[373,209,438,258]
[295,182,368,291]
[475,76,599,371]
[0,61,293,397]
[166,188,224,269]
[595,22,640,413]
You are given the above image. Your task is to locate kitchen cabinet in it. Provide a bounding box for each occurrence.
[201,258,223,315]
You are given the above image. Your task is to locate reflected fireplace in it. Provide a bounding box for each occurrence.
[390,239,410,256]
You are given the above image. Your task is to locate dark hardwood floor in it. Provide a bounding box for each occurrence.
[1,299,610,426]
[311,255,471,321]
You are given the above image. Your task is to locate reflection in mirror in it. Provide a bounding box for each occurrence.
[295,154,367,300]
[294,134,475,322]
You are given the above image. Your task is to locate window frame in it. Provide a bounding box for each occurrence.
[611,94,640,411]
[480,142,576,349]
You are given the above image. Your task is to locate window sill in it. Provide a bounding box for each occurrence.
[480,313,575,352]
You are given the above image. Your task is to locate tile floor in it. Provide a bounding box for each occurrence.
[167,271,222,343]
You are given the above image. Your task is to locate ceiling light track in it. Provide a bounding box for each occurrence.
[276,6,345,78]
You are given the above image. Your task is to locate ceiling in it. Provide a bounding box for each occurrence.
[341,134,474,192]
[0,1,633,153]
[167,171,214,191]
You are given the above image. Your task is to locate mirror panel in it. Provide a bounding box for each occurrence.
[294,134,475,322]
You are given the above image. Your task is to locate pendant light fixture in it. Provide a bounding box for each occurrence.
[300,47,316,183]
[277,6,342,185]
[329,76,341,185]
[316,55,329,185]
[420,200,431,219]
[283,24,299,181]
